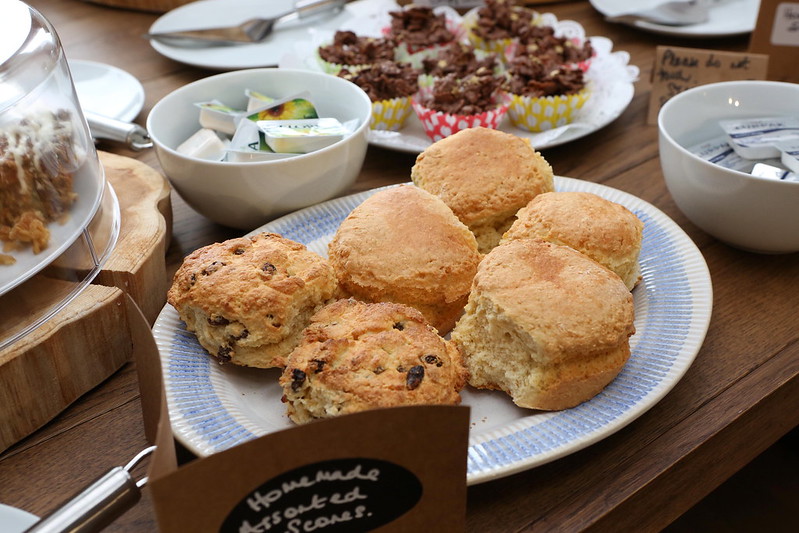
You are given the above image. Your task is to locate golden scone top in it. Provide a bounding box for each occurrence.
[471,238,635,363]
[328,184,481,310]
[411,127,554,226]
[502,191,644,289]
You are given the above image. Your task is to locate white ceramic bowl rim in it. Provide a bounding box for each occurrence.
[658,80,799,187]
[146,68,372,166]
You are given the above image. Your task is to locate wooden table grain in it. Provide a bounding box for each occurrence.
[3,1,798,531]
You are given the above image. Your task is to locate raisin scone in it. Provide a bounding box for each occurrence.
[280,298,468,424]
[167,232,337,368]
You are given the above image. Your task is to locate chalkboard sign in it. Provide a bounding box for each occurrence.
[221,458,422,533]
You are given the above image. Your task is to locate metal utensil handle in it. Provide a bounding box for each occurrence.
[296,0,345,19]
[85,111,153,151]
[24,446,156,533]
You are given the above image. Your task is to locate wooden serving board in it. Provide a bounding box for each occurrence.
[0,152,171,452]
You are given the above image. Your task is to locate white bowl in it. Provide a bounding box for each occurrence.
[147,68,372,230]
[658,80,799,254]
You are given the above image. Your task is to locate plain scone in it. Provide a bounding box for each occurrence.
[327,184,482,334]
[410,127,554,253]
[501,191,644,290]
[167,232,337,369]
[280,298,468,424]
[451,238,636,410]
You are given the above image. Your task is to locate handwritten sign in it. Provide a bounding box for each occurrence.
[147,406,469,533]
[647,46,769,124]
[749,0,799,83]
[222,458,422,532]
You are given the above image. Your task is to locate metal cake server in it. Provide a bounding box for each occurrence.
[144,0,345,47]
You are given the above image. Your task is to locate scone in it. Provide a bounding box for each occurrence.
[501,191,644,290]
[327,184,481,334]
[167,232,337,368]
[280,298,468,424]
[451,238,635,411]
[411,127,554,253]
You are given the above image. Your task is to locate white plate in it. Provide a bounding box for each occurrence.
[153,177,713,485]
[591,0,761,37]
[69,59,145,122]
[0,504,38,532]
[147,0,396,70]
[279,7,639,153]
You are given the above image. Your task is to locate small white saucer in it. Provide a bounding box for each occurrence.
[68,59,145,121]
[0,503,38,532]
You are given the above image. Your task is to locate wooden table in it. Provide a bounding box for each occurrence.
[2,1,797,531]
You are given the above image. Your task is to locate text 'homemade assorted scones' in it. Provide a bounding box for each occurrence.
[167,233,337,369]
[280,298,468,424]
[327,184,481,334]
[502,191,644,290]
[411,127,554,253]
[451,238,635,411]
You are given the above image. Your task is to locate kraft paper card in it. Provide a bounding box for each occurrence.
[647,46,768,124]
[749,0,799,83]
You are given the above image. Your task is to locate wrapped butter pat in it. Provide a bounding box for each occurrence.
[196,100,243,135]
[719,116,799,159]
[751,162,799,182]
[258,118,349,153]
[177,128,229,161]
[246,92,318,123]
[687,135,753,172]
[225,119,298,162]
[775,140,799,174]
[245,89,275,112]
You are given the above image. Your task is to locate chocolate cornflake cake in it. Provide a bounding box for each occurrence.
[516,24,594,66]
[470,0,536,42]
[388,5,455,49]
[421,42,499,79]
[506,55,586,98]
[421,71,506,115]
[318,30,397,68]
[339,60,420,102]
[0,109,79,258]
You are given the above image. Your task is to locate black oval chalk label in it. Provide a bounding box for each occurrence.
[221,458,422,533]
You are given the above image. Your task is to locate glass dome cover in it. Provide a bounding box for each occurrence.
[0,0,105,296]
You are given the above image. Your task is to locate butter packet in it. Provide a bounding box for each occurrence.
[245,92,319,123]
[176,128,229,161]
[258,118,355,154]
[245,89,275,112]
[195,100,243,136]
[751,162,799,182]
[225,120,299,162]
[687,135,753,172]
[775,139,799,174]
[719,116,799,159]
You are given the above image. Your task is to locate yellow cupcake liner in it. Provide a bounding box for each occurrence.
[507,88,590,132]
[370,96,414,132]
